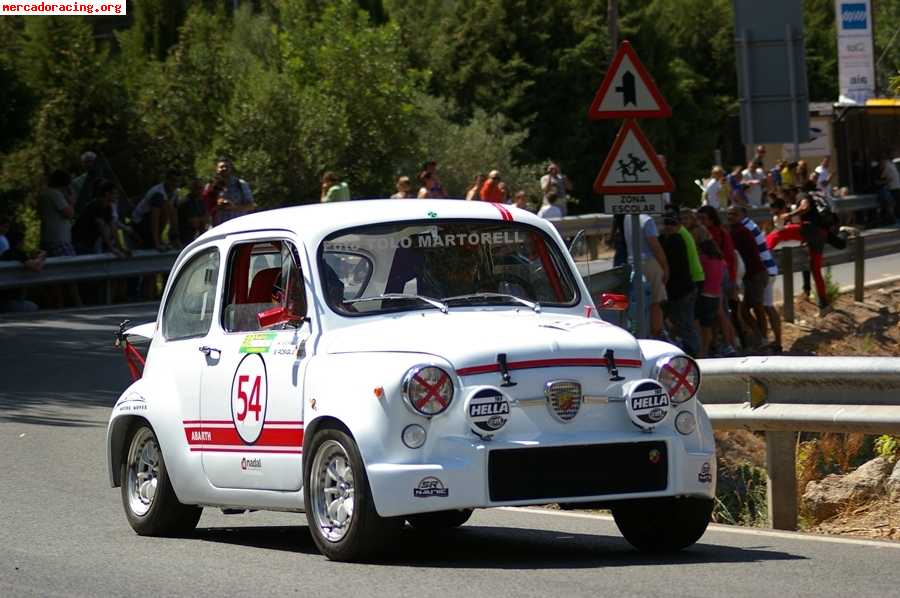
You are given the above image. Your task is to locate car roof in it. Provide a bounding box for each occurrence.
[193,199,553,245]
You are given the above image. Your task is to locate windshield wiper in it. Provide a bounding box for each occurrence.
[442,293,540,313]
[343,293,448,314]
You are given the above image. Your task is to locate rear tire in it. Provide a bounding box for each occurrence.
[120,424,202,536]
[303,427,402,561]
[406,508,473,531]
[612,497,712,552]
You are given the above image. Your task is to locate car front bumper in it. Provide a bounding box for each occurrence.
[366,432,716,518]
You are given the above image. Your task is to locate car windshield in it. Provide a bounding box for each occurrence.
[319,220,578,316]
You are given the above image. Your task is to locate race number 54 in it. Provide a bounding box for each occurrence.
[231,353,268,443]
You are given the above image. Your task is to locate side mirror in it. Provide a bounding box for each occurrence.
[257,305,304,328]
[598,292,629,311]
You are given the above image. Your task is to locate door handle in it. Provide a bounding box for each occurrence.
[199,346,221,358]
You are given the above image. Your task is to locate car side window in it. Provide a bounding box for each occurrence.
[222,240,306,333]
[162,248,220,341]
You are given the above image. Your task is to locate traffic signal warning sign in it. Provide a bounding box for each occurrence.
[588,41,671,119]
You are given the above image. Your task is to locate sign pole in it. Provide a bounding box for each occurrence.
[631,214,646,338]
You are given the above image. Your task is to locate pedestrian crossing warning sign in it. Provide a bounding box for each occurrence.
[593,119,674,194]
[588,40,671,119]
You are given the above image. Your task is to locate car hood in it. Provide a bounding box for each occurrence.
[320,310,644,372]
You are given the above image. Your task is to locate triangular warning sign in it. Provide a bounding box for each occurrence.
[588,40,671,119]
[593,119,674,194]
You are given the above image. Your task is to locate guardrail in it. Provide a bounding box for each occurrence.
[0,250,178,301]
[698,356,900,531]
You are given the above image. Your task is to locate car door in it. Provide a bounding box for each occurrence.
[156,245,222,443]
[197,235,311,491]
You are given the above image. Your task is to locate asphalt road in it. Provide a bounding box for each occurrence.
[2,304,900,598]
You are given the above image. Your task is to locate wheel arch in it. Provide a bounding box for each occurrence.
[108,414,151,488]
[302,415,354,475]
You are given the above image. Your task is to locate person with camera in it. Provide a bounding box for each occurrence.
[206,157,256,226]
[540,162,572,216]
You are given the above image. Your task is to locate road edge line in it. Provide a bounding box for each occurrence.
[497,507,900,549]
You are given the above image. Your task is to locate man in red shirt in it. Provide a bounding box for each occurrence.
[727,206,767,347]
[480,170,506,203]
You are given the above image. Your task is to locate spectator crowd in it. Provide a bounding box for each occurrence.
[3,145,899,347]
[615,148,900,358]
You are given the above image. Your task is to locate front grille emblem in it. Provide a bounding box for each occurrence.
[545,380,582,422]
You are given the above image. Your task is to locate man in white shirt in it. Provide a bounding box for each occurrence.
[132,169,180,250]
[537,192,563,219]
[703,166,725,209]
[814,156,833,196]
[741,160,766,207]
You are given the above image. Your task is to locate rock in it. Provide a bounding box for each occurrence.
[802,457,895,522]
[888,461,900,499]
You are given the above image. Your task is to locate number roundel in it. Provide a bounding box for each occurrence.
[231,353,268,444]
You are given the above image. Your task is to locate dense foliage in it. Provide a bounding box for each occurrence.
[1,0,899,223]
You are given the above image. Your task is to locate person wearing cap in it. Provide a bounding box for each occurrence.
[540,162,572,216]
[480,170,506,203]
[659,211,698,355]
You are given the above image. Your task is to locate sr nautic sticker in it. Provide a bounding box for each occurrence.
[466,387,510,438]
[623,379,671,430]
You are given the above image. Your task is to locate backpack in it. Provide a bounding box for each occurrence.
[809,191,847,250]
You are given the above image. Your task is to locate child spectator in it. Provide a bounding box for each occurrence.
[391,176,413,199]
[0,227,45,313]
[321,171,350,202]
[696,239,726,357]
[178,178,210,243]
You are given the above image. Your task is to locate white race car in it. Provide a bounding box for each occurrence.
[107,199,715,561]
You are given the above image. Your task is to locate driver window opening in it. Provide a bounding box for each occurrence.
[222,240,307,332]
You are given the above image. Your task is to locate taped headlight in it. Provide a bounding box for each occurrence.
[402,365,454,417]
[654,355,700,404]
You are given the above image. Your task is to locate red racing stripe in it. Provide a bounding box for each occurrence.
[190,448,303,454]
[457,356,642,376]
[490,202,513,221]
[184,426,304,447]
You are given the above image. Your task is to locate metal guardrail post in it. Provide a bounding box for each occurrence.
[781,247,794,323]
[765,431,798,531]
[854,235,865,302]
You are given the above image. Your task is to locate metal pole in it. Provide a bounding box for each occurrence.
[786,24,801,162]
[781,247,794,323]
[854,235,866,302]
[631,214,646,338]
[766,431,798,530]
[740,29,754,153]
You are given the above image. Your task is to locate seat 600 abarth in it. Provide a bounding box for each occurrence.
[107,199,715,561]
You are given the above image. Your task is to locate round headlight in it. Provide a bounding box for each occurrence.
[655,355,700,404]
[401,424,427,449]
[402,365,454,417]
[675,410,697,435]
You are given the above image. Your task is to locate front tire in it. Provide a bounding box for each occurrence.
[303,427,401,561]
[120,424,202,536]
[407,508,473,531]
[612,497,712,552]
